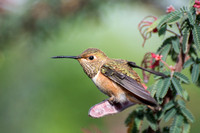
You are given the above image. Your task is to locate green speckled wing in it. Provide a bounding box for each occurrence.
[101,62,158,106]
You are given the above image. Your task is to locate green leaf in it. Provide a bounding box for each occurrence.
[145,112,157,131]
[151,81,159,97]
[187,11,195,25]
[161,44,171,61]
[160,78,171,98]
[164,108,177,122]
[125,109,144,133]
[182,29,190,53]
[157,111,165,120]
[191,63,200,83]
[192,24,200,51]
[172,77,183,97]
[183,90,190,101]
[158,10,183,28]
[183,121,191,133]
[157,37,171,53]
[147,85,153,93]
[180,107,195,123]
[164,101,175,111]
[183,58,194,68]
[134,117,143,132]
[177,99,186,107]
[170,115,184,133]
[158,24,167,39]
[156,79,164,101]
[125,111,135,126]
[147,17,163,32]
[189,0,195,8]
[174,72,190,83]
[172,38,180,54]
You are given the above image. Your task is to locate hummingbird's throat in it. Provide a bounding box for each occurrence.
[79,61,99,78]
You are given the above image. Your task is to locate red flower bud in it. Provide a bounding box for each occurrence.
[153,28,158,33]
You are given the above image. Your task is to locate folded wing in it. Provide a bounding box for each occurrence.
[101,65,158,107]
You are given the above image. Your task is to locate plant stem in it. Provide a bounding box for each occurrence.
[167,29,180,37]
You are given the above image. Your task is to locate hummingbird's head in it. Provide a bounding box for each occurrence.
[52,48,108,78]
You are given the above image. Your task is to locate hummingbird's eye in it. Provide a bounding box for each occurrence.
[88,56,94,60]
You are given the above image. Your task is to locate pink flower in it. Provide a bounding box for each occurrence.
[194,4,200,8]
[149,53,163,69]
[151,53,163,61]
[195,0,200,5]
[166,5,175,13]
[142,83,148,90]
[142,83,150,93]
[194,0,200,15]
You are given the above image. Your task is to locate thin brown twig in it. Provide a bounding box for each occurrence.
[167,29,180,37]
[176,23,182,36]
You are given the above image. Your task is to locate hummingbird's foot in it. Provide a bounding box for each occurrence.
[108,96,119,105]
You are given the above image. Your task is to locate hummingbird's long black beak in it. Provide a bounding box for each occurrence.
[51,56,80,59]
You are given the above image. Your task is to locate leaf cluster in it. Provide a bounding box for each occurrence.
[126,0,199,132]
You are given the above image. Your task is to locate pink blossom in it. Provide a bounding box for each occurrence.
[194,0,200,15]
[166,5,175,13]
[142,83,148,90]
[151,53,163,61]
[149,53,163,69]
[194,4,200,8]
[195,0,200,5]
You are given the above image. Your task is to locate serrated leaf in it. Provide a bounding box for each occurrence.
[192,24,200,51]
[145,113,157,131]
[177,100,186,107]
[189,0,195,8]
[170,115,184,133]
[147,17,163,32]
[134,117,143,132]
[160,78,171,98]
[147,85,153,92]
[181,107,195,123]
[157,111,165,120]
[164,101,175,111]
[183,58,194,68]
[174,72,190,83]
[182,29,190,53]
[157,37,172,53]
[172,77,183,97]
[183,121,191,133]
[125,110,144,133]
[163,71,171,76]
[164,108,177,122]
[172,38,180,54]
[156,79,164,101]
[158,10,183,28]
[161,44,171,61]
[191,63,200,83]
[151,81,158,97]
[125,111,135,125]
[183,90,190,101]
[158,24,167,39]
[187,11,195,25]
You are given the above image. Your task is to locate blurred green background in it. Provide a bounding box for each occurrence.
[0,0,199,133]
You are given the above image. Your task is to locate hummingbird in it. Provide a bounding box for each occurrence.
[52,48,166,109]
